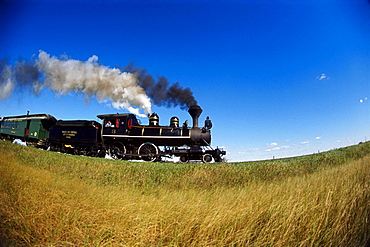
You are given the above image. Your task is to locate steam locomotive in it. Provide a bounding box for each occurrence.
[0,106,226,163]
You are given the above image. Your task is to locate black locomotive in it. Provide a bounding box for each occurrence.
[0,106,226,163]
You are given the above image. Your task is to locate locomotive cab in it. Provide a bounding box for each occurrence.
[98,114,139,136]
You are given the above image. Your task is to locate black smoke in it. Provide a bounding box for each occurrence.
[14,58,40,87]
[123,63,198,110]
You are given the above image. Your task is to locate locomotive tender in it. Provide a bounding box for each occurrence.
[48,120,102,156]
[0,106,226,163]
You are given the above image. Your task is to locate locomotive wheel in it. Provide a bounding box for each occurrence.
[95,149,106,158]
[138,142,159,162]
[80,149,88,156]
[110,143,126,160]
[214,156,222,163]
[73,148,80,155]
[180,155,189,163]
[202,154,213,163]
[50,145,57,152]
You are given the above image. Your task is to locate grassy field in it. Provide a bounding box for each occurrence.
[0,140,369,246]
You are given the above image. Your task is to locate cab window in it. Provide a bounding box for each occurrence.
[104,119,124,128]
[104,120,115,128]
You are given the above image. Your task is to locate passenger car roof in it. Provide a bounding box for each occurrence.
[2,114,56,122]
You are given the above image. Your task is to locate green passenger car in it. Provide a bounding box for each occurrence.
[0,114,57,143]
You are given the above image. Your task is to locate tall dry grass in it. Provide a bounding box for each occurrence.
[0,141,369,246]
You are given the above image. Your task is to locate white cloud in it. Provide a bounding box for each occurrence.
[265,145,289,152]
[317,73,330,81]
[315,136,322,140]
[301,140,310,144]
[267,142,278,148]
[273,145,289,150]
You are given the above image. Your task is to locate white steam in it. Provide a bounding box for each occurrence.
[36,51,152,117]
[0,65,15,100]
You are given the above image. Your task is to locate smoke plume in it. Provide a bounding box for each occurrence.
[0,60,15,100]
[0,51,198,116]
[123,63,197,110]
[36,51,152,117]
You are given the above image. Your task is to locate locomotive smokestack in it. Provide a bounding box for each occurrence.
[188,105,203,129]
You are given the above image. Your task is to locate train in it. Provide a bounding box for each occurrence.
[0,106,226,163]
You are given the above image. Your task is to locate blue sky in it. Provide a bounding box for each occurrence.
[1,0,370,161]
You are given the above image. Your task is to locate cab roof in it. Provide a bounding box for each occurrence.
[96,113,136,119]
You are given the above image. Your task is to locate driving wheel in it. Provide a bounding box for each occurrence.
[138,142,159,162]
[110,143,126,160]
